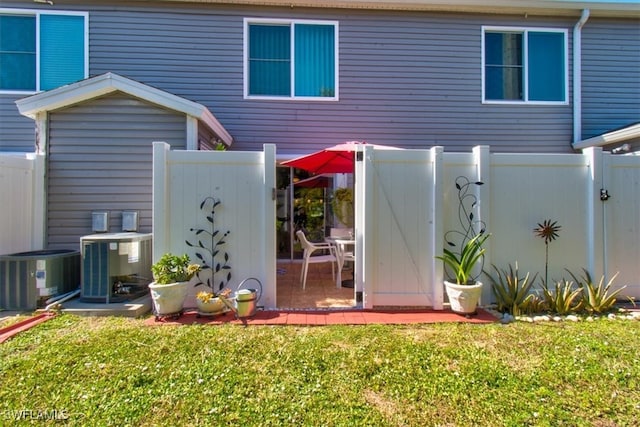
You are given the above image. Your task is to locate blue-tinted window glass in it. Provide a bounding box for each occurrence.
[248,24,291,96]
[485,32,522,100]
[294,24,335,97]
[0,15,36,90]
[528,32,565,101]
[40,14,85,91]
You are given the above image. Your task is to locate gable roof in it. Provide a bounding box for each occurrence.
[149,0,640,18]
[16,72,233,146]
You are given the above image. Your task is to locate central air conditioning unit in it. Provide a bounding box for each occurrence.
[0,249,80,310]
[80,232,152,303]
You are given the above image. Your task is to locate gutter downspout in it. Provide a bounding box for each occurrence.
[573,9,590,146]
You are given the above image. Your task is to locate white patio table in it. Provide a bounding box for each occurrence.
[325,235,355,288]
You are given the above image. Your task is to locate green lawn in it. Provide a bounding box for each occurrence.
[1,315,639,426]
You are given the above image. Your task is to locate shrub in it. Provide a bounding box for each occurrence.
[487,263,538,316]
[519,294,548,315]
[568,269,625,314]
[541,279,583,315]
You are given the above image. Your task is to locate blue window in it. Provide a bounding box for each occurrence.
[483,27,567,103]
[0,15,36,91]
[245,19,338,99]
[0,10,87,93]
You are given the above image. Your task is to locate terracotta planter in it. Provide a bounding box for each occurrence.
[444,280,483,314]
[148,281,189,316]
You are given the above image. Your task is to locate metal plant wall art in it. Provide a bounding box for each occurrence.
[185,195,232,295]
[533,219,561,285]
[441,176,488,284]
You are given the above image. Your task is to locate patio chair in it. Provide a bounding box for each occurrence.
[296,230,337,290]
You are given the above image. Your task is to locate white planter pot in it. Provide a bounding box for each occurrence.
[444,280,483,314]
[196,297,226,316]
[148,281,189,316]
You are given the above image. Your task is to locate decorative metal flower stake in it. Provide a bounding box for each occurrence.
[534,219,561,285]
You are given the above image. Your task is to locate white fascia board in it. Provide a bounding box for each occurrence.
[17,73,199,118]
[200,108,234,146]
[573,123,640,150]
[16,76,116,119]
[157,0,640,17]
[16,72,233,146]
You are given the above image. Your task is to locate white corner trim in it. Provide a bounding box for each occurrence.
[186,117,198,150]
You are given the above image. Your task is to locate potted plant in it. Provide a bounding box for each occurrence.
[185,195,233,316]
[436,232,490,314]
[148,253,200,319]
[332,187,354,228]
[435,176,489,315]
[195,288,231,315]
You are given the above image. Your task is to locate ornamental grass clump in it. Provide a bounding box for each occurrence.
[487,262,538,316]
[568,269,626,314]
[541,279,583,315]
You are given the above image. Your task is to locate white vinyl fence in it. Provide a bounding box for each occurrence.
[485,148,639,302]
[0,153,44,255]
[3,144,638,309]
[357,146,640,309]
[152,142,277,308]
[603,153,640,295]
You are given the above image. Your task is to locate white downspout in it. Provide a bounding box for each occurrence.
[573,9,590,146]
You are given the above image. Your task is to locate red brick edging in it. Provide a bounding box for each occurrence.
[0,312,56,344]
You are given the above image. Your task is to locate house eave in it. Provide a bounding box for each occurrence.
[573,123,640,151]
[16,72,233,147]
[143,0,640,18]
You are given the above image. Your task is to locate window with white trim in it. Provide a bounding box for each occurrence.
[482,26,568,103]
[0,9,88,93]
[244,18,338,100]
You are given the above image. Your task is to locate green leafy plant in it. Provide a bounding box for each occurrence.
[568,269,625,314]
[185,196,232,298]
[534,219,561,285]
[519,294,548,315]
[436,176,489,285]
[487,262,538,315]
[331,187,354,228]
[437,232,490,285]
[541,279,583,315]
[151,253,200,285]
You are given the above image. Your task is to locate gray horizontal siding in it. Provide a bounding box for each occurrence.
[86,5,577,154]
[582,18,640,139]
[1,1,638,155]
[46,93,186,249]
[0,96,36,152]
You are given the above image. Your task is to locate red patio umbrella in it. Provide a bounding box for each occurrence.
[293,173,333,188]
[281,141,398,174]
